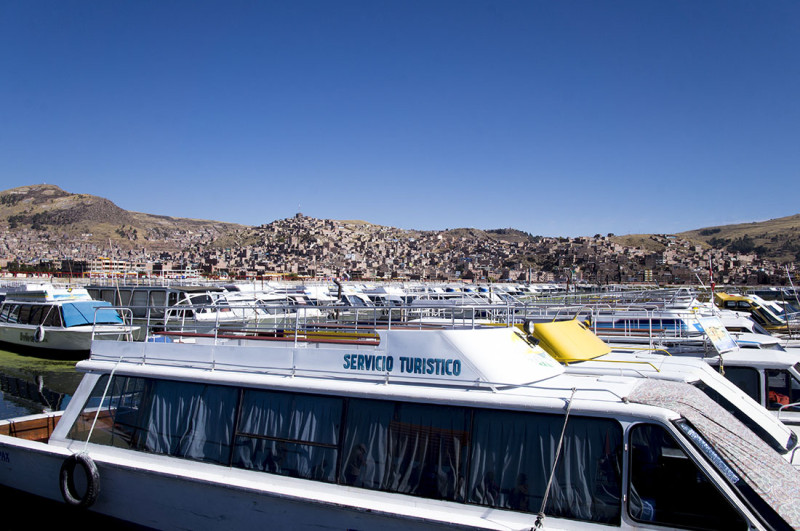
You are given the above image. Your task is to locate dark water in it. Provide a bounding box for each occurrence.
[0,345,150,528]
[0,345,82,418]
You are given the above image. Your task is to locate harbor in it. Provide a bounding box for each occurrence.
[0,278,799,529]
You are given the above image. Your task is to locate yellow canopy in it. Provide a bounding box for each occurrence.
[532,319,611,363]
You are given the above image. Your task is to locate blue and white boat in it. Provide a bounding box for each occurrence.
[0,284,132,356]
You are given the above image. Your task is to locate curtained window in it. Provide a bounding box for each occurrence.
[68,375,237,465]
[232,390,343,482]
[468,410,622,524]
[341,399,470,501]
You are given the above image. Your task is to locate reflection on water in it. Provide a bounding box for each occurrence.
[0,345,83,420]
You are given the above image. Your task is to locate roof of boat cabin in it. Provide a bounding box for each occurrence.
[707,348,800,369]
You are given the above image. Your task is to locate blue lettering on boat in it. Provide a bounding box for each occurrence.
[343,354,394,372]
[396,356,461,376]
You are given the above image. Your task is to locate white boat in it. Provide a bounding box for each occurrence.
[0,285,132,356]
[0,315,799,529]
[715,292,800,335]
[529,319,800,466]
[538,306,800,443]
[704,347,800,435]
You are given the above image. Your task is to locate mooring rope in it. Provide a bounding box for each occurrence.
[534,387,577,530]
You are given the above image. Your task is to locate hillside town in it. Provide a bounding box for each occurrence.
[1,213,796,286]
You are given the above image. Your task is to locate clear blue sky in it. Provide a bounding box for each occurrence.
[2,1,798,237]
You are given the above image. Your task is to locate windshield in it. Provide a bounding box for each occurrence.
[693,380,796,454]
[765,368,800,413]
[676,420,796,531]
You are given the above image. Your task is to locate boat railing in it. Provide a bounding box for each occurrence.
[91,296,717,352]
[87,329,628,399]
[91,306,138,342]
[512,301,711,350]
[527,287,698,313]
[92,300,533,343]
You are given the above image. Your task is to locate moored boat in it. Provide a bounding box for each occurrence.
[0,284,132,357]
[0,314,799,529]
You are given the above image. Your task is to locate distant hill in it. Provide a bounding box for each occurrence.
[0,184,245,251]
[678,214,800,262]
[2,184,799,261]
[604,215,800,262]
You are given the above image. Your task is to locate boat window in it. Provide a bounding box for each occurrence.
[17,305,32,325]
[27,305,45,325]
[469,409,622,524]
[257,302,281,316]
[2,304,20,323]
[117,289,132,307]
[130,290,150,318]
[346,295,368,307]
[43,305,63,327]
[719,366,761,404]
[765,369,800,412]
[628,423,746,530]
[98,289,116,304]
[64,376,627,524]
[232,390,343,483]
[752,308,784,327]
[189,294,214,306]
[341,399,470,502]
[149,290,168,318]
[68,375,238,466]
[751,322,771,336]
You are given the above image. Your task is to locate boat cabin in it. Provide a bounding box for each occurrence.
[1,324,799,529]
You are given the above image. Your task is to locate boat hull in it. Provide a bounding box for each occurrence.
[0,323,131,357]
[0,435,534,530]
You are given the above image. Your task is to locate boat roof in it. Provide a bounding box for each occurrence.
[709,348,800,370]
[2,285,93,302]
[87,326,568,389]
[533,321,797,452]
[88,284,226,293]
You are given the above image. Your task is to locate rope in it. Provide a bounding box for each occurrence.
[82,354,125,453]
[534,387,577,529]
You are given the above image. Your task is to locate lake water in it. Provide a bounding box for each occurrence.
[0,346,83,418]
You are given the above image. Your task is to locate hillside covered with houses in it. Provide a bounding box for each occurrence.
[2,209,794,286]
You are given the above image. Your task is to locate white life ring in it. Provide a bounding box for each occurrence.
[34,325,45,343]
[59,452,100,508]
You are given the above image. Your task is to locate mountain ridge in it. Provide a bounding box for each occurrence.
[2,184,799,261]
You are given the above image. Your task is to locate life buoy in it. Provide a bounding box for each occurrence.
[34,325,45,343]
[59,452,100,508]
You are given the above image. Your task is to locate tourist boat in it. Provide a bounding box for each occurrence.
[0,284,132,356]
[528,319,800,466]
[0,313,799,529]
[703,348,800,434]
[715,292,800,335]
[537,307,800,445]
[86,283,237,339]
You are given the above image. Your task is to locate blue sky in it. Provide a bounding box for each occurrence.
[2,1,798,237]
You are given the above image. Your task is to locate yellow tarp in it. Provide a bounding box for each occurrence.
[532,319,611,363]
